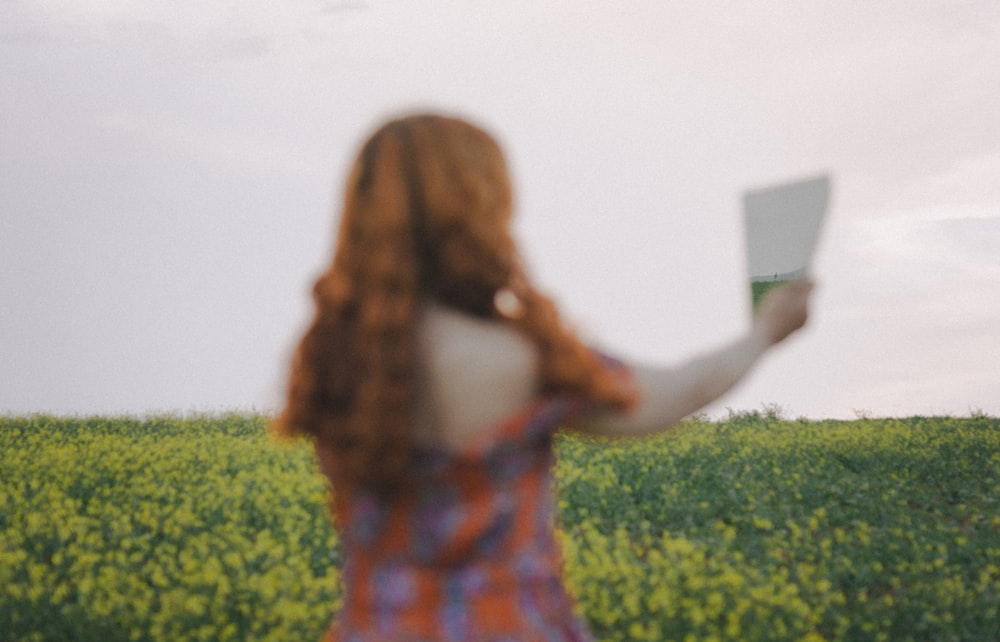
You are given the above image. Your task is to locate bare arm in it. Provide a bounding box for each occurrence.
[581,280,814,438]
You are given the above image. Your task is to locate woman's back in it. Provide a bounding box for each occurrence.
[318,308,596,640]
[412,302,539,451]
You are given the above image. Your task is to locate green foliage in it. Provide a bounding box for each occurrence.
[2,413,998,641]
[556,415,1000,641]
[0,414,339,642]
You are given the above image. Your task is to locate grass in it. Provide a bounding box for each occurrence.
[1,412,998,641]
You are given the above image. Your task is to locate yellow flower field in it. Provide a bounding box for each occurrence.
[0,415,339,641]
[1,412,998,641]
[556,413,1000,641]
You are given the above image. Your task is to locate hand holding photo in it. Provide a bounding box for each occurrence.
[743,174,831,312]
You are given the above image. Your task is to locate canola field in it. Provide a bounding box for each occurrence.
[1,412,998,641]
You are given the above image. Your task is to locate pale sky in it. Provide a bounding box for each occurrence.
[2,1,999,419]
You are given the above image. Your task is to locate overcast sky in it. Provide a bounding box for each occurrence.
[3,1,999,419]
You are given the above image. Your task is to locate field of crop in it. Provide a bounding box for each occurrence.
[2,412,998,641]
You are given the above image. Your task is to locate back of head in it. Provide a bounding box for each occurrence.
[343,114,517,317]
[275,113,635,495]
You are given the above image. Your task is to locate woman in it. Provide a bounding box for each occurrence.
[275,113,812,641]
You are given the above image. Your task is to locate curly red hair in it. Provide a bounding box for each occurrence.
[274,114,635,494]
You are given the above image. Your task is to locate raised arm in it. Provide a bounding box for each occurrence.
[581,280,814,438]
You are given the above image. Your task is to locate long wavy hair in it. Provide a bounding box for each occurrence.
[274,114,636,495]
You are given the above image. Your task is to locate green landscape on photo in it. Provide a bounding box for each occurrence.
[751,279,794,311]
[2,412,998,641]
